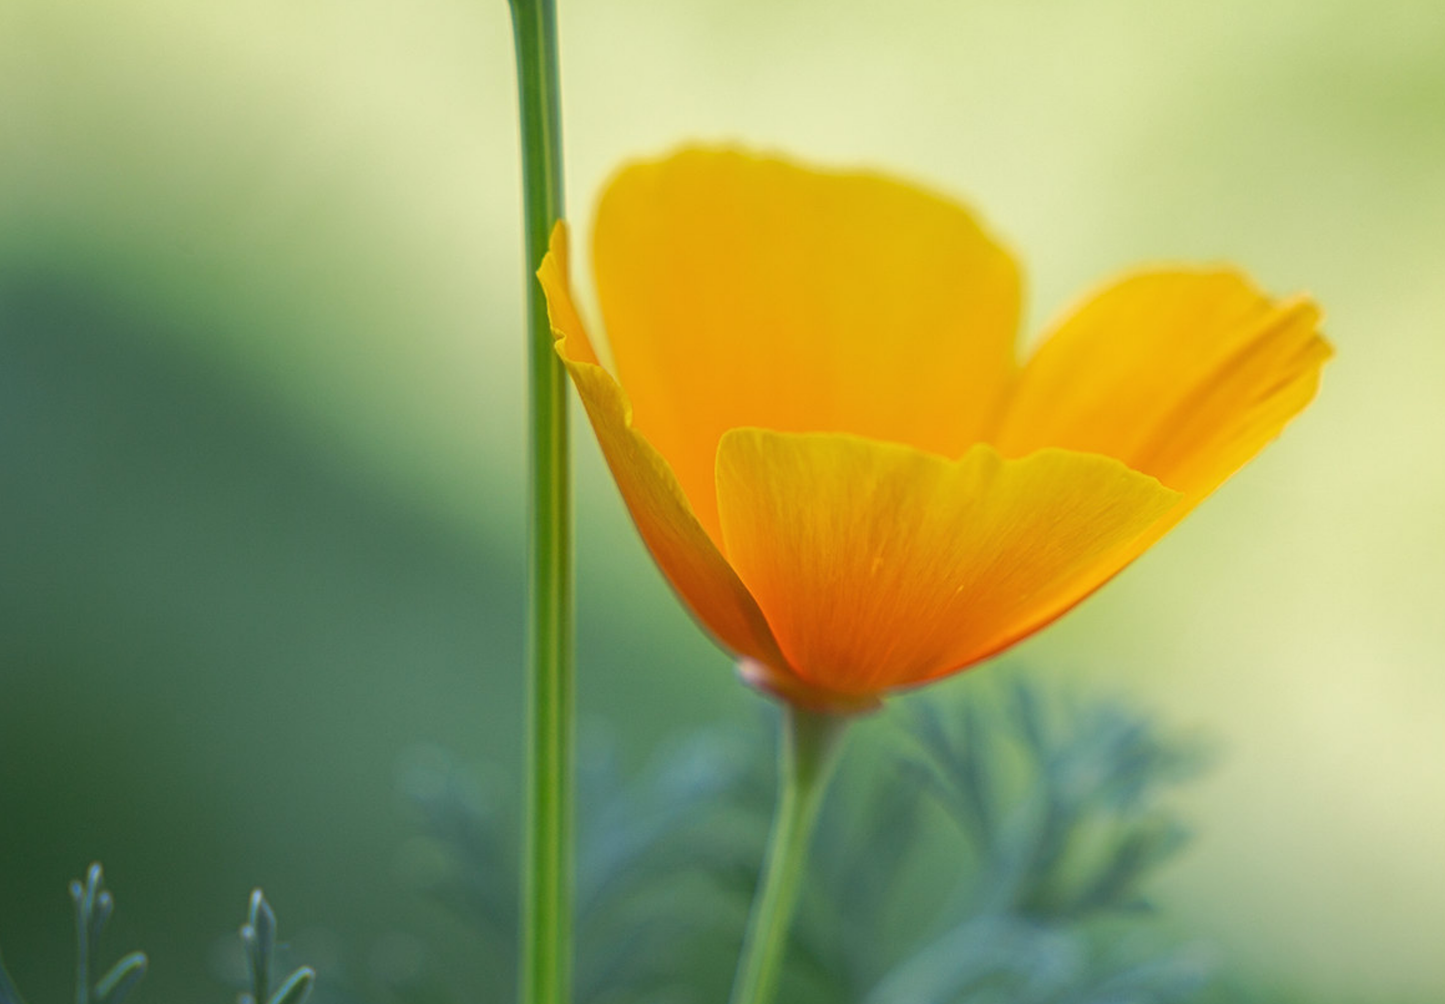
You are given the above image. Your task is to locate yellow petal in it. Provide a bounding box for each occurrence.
[593,146,1022,545]
[996,270,1332,506]
[715,431,1182,699]
[538,222,787,671]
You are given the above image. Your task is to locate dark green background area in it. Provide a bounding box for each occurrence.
[0,264,511,1002]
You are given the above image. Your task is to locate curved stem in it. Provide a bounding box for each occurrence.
[728,706,848,1004]
[506,1,571,1003]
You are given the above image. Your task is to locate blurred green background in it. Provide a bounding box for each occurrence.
[1,0,1442,1001]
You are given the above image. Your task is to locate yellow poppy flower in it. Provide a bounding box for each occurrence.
[540,146,1331,713]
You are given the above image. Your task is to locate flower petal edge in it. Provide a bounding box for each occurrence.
[538,222,796,683]
[715,430,1183,699]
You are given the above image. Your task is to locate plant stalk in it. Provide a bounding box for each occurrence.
[728,705,848,1004]
[507,0,571,1003]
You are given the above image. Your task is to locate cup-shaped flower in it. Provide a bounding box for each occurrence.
[540,147,1330,712]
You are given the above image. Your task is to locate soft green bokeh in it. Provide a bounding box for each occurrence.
[1,0,1441,1002]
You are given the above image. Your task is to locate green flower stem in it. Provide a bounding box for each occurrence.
[506,1,571,1003]
[728,705,849,1004]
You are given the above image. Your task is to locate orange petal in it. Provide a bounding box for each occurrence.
[996,270,1332,508]
[592,146,1022,545]
[538,222,787,671]
[715,431,1181,699]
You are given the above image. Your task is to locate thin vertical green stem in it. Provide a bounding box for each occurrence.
[506,1,571,1003]
[728,706,849,1004]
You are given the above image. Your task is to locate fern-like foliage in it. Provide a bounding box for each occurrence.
[848,678,1210,1004]
[396,672,1216,1004]
[0,865,146,1004]
[0,678,1329,1004]
[0,868,313,1004]
[238,890,317,1004]
[72,866,149,1004]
